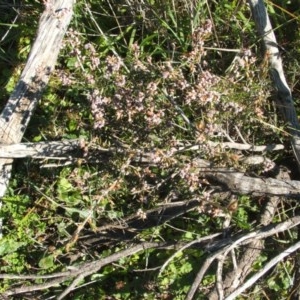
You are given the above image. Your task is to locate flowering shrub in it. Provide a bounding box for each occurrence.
[59,18,276,160]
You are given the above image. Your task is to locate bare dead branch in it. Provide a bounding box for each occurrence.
[0,139,283,161]
[186,250,219,300]
[217,197,281,298]
[248,0,300,168]
[7,138,297,198]
[216,254,226,300]
[193,158,300,198]
[0,139,84,158]
[226,240,300,300]
[9,139,297,198]
[2,242,159,297]
[0,0,75,198]
[180,141,284,152]
[187,215,300,299]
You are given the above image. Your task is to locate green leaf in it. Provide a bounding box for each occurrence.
[184,231,193,239]
[67,57,77,68]
[0,239,25,256]
[33,135,42,142]
[64,207,91,219]
[39,255,54,269]
[180,262,192,274]
[68,119,78,131]
[58,178,73,192]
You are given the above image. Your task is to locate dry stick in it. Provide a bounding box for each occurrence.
[210,239,263,299]
[35,142,300,198]
[208,196,280,299]
[3,216,300,298]
[6,139,296,197]
[2,276,71,297]
[178,141,284,152]
[224,197,280,296]
[186,251,221,300]
[216,254,226,300]
[0,272,74,280]
[54,242,164,300]
[7,139,298,197]
[186,231,258,300]
[2,242,160,298]
[247,0,300,168]
[0,139,84,159]
[225,240,300,300]
[186,215,300,299]
[0,0,75,236]
[192,158,300,197]
[0,139,283,159]
[22,140,300,197]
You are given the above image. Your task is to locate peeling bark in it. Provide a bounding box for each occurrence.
[0,139,83,158]
[0,0,75,198]
[248,0,300,168]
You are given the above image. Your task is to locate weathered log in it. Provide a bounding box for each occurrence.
[248,0,300,168]
[0,0,75,198]
[12,138,297,199]
[193,158,300,198]
[3,136,294,197]
[0,139,284,159]
[0,139,83,159]
[137,152,300,198]
[7,139,296,198]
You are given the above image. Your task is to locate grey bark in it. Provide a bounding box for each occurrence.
[0,139,83,159]
[247,0,300,168]
[0,0,75,198]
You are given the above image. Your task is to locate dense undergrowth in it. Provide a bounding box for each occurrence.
[1,0,300,299]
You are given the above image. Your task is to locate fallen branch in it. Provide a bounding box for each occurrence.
[183,141,284,152]
[248,0,300,168]
[0,139,84,159]
[0,139,283,160]
[7,140,297,198]
[186,215,300,299]
[193,158,300,198]
[226,240,300,300]
[0,242,163,298]
[0,0,75,196]
[207,196,280,299]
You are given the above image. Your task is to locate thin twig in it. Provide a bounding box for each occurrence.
[186,251,220,300]
[2,242,160,297]
[225,241,300,300]
[216,254,225,300]
[158,233,222,276]
[186,215,300,299]
[234,125,248,144]
[84,3,129,73]
[162,88,192,127]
